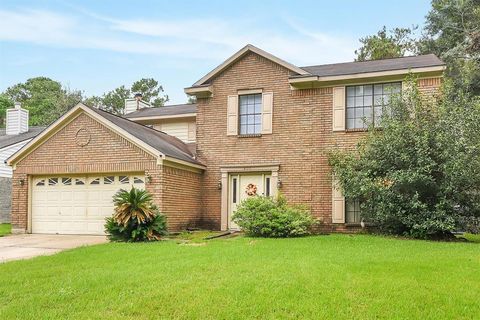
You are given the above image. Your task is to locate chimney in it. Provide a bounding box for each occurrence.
[124,93,152,115]
[6,102,29,135]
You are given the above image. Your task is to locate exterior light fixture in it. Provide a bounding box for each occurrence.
[146,174,152,184]
[217,180,222,190]
[277,179,282,189]
[19,179,25,186]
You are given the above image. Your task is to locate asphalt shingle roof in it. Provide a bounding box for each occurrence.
[0,127,46,149]
[124,103,197,119]
[88,107,201,166]
[297,54,445,78]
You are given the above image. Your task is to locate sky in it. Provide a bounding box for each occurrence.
[0,0,432,104]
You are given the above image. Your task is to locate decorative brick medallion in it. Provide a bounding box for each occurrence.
[75,128,91,147]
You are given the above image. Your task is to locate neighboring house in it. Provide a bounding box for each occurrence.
[7,44,445,235]
[0,103,44,223]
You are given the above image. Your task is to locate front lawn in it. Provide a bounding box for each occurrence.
[0,234,479,319]
[0,223,11,237]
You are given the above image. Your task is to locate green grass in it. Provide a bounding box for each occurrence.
[0,223,11,237]
[0,234,479,319]
[459,233,480,243]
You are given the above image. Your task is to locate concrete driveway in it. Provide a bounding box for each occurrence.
[0,234,107,263]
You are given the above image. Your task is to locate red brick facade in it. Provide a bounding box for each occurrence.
[195,52,442,232]
[11,112,202,233]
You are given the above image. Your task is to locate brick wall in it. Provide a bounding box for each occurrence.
[162,166,202,231]
[11,112,202,232]
[196,51,442,232]
[0,177,11,223]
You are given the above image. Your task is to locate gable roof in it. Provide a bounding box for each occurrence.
[0,127,45,149]
[190,44,310,87]
[296,54,445,79]
[124,103,197,120]
[7,104,204,169]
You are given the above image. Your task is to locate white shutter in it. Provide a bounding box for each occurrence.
[332,86,346,131]
[261,92,273,134]
[227,95,238,136]
[332,177,345,223]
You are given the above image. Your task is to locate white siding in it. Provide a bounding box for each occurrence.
[154,120,196,143]
[0,139,31,178]
[6,108,29,135]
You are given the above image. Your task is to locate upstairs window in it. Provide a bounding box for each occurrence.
[346,82,401,129]
[239,94,262,135]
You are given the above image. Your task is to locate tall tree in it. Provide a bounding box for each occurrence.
[131,78,168,107]
[3,77,83,126]
[355,26,417,61]
[0,94,13,127]
[101,86,131,115]
[417,0,480,95]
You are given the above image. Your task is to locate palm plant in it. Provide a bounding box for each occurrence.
[105,187,167,242]
[113,187,157,226]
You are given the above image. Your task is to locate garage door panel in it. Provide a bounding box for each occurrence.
[32,174,145,235]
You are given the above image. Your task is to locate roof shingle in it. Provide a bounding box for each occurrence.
[124,103,197,119]
[0,127,46,149]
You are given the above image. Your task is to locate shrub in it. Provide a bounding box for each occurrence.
[329,78,480,239]
[232,195,315,237]
[105,187,167,242]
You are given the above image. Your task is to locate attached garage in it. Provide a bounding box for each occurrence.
[31,174,145,235]
[7,103,205,235]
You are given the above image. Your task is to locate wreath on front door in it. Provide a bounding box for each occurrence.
[245,183,258,196]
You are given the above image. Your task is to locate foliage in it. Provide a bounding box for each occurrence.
[105,187,167,242]
[232,194,315,237]
[101,85,131,115]
[131,78,168,107]
[0,223,11,237]
[417,0,480,95]
[2,77,83,126]
[329,78,480,238]
[355,26,417,61]
[0,94,13,127]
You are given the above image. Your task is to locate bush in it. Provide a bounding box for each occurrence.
[329,78,480,239]
[105,187,167,242]
[232,195,315,237]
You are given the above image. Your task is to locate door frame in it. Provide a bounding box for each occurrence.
[220,164,280,231]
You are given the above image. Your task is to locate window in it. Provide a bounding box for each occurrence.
[346,199,361,223]
[75,178,85,185]
[265,177,271,197]
[36,179,45,186]
[61,177,72,186]
[133,177,144,184]
[232,178,237,204]
[346,82,401,129]
[48,178,58,186]
[119,176,129,184]
[104,176,115,185]
[239,94,262,135]
[90,178,100,185]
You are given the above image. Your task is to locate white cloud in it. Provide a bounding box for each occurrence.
[0,8,357,66]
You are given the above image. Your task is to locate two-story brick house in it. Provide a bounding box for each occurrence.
[7,44,445,235]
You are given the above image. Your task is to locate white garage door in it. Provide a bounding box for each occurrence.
[32,174,145,235]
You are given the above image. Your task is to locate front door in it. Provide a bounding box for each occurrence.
[228,173,271,230]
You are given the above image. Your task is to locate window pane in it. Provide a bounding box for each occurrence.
[75,178,85,185]
[347,119,355,129]
[347,97,355,107]
[363,107,372,121]
[355,86,363,96]
[355,108,364,118]
[254,115,261,125]
[239,104,247,115]
[247,115,255,124]
[347,87,355,97]
[374,84,383,94]
[355,118,364,128]
[104,176,114,185]
[247,125,255,134]
[240,124,247,135]
[355,96,363,106]
[364,85,373,95]
[48,178,58,186]
[90,178,100,185]
[346,108,355,119]
[119,176,129,184]
[62,177,72,186]
[363,95,372,106]
[36,179,45,186]
[254,124,261,134]
[133,177,144,184]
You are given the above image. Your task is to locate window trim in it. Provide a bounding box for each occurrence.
[238,93,262,136]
